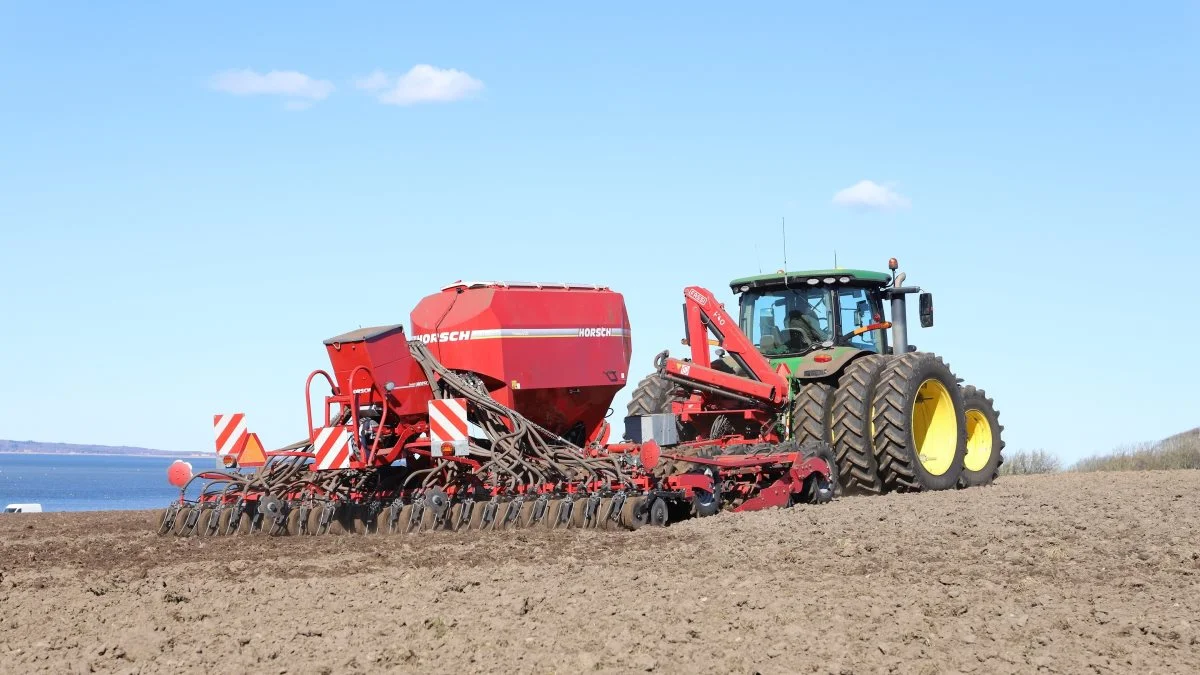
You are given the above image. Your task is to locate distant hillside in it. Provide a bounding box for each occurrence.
[1073,426,1200,473]
[1001,427,1199,476]
[0,439,208,458]
[1163,427,1200,447]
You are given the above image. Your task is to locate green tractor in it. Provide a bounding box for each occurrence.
[628,259,1004,494]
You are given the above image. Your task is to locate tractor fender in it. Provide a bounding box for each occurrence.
[714,348,874,384]
[786,347,870,383]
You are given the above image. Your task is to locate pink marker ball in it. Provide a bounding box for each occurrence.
[167,460,193,488]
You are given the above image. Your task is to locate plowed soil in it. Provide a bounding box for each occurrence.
[2,472,1199,674]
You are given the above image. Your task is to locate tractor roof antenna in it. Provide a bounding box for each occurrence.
[781,217,788,286]
[754,243,763,274]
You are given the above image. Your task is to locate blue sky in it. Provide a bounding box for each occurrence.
[1,2,1196,463]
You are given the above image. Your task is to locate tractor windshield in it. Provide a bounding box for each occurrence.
[739,285,889,356]
[739,287,833,355]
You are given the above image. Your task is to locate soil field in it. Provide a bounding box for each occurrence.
[2,471,1199,674]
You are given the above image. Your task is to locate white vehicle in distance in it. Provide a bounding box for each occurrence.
[4,503,43,513]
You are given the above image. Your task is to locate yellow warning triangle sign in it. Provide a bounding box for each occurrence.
[236,432,267,468]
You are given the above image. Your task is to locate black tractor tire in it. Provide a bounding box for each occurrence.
[625,372,698,441]
[626,372,678,417]
[829,355,888,495]
[958,385,1004,487]
[790,381,833,446]
[871,352,967,492]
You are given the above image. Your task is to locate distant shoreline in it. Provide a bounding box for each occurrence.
[0,451,209,459]
[0,439,209,459]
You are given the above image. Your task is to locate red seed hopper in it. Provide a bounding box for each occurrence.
[410,281,632,446]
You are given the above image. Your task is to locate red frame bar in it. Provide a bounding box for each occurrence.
[677,286,788,406]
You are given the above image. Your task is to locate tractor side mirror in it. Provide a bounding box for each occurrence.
[919,292,934,328]
[855,300,868,328]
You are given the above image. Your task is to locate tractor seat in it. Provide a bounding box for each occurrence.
[759,335,779,352]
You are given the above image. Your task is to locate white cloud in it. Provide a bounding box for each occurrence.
[209,69,334,101]
[353,69,390,92]
[832,180,912,211]
[355,65,484,105]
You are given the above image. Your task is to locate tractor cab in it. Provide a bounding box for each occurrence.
[729,262,933,379]
[731,269,892,356]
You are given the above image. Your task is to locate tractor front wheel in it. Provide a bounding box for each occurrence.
[871,352,966,492]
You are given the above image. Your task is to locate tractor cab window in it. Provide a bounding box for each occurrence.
[739,287,832,355]
[837,287,887,353]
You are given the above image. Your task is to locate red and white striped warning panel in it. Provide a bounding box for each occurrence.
[312,426,355,471]
[429,398,469,456]
[213,413,248,460]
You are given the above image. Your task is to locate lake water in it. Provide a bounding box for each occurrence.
[0,454,202,512]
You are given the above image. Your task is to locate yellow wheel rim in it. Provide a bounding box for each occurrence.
[869,404,875,442]
[912,379,957,476]
[963,409,993,472]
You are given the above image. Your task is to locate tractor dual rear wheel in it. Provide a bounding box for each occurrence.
[829,355,888,495]
[871,352,966,492]
[959,385,1004,487]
